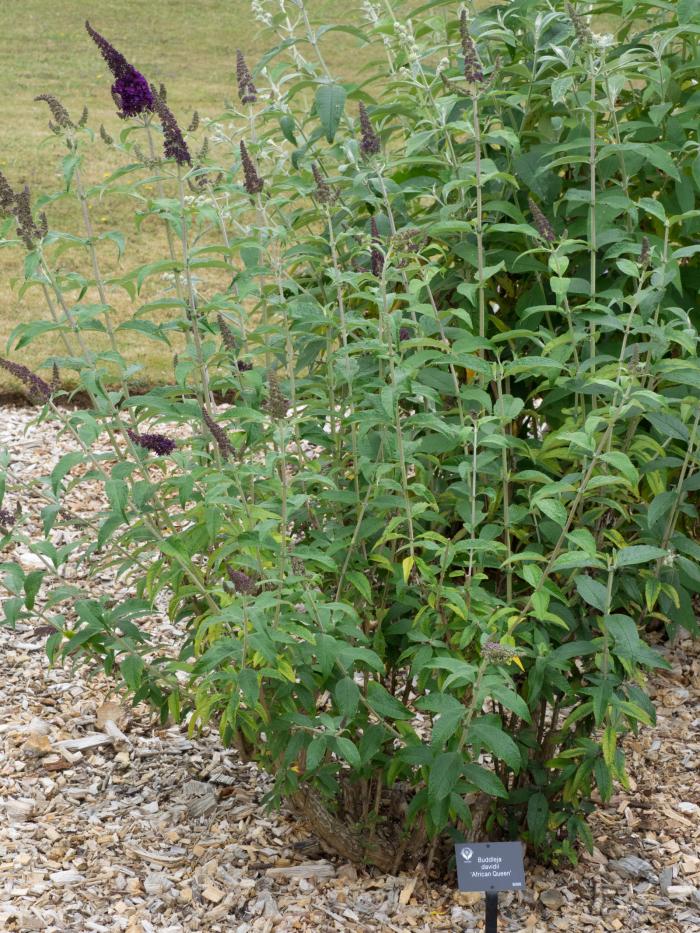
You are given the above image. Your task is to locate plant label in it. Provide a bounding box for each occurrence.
[455,841,525,892]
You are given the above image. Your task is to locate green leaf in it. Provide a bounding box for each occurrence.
[345,570,372,604]
[615,545,667,568]
[536,498,568,527]
[432,708,465,747]
[462,762,508,798]
[334,677,361,719]
[679,0,700,23]
[23,571,44,611]
[366,681,413,720]
[574,575,608,613]
[335,736,361,769]
[315,83,347,143]
[647,491,676,530]
[306,736,327,771]
[428,751,463,803]
[600,451,638,487]
[120,654,144,691]
[279,114,297,145]
[468,719,521,771]
[51,451,84,495]
[238,668,259,707]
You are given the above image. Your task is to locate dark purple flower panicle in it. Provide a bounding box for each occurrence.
[237,360,253,372]
[399,327,411,342]
[0,358,51,401]
[202,408,234,460]
[528,197,556,243]
[240,141,264,194]
[236,50,258,105]
[151,92,191,165]
[127,429,176,456]
[459,10,484,85]
[358,102,380,157]
[370,216,384,277]
[85,22,154,118]
[0,508,15,529]
[113,69,154,118]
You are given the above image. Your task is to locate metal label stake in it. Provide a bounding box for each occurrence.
[485,890,499,932]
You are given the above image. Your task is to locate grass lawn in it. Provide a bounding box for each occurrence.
[0,0,360,393]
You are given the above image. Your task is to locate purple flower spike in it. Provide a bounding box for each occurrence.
[240,141,263,194]
[152,92,191,165]
[127,429,176,456]
[85,21,153,119]
[0,358,51,401]
[358,102,380,158]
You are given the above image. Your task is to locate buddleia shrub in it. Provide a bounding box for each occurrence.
[1,0,699,872]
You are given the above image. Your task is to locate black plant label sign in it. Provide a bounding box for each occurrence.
[455,842,526,892]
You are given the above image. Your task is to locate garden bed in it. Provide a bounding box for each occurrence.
[1,407,699,933]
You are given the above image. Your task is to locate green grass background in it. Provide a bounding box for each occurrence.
[0,0,354,392]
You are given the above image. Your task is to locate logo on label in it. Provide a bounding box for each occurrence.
[460,847,474,863]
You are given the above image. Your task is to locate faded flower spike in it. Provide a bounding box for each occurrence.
[640,236,651,266]
[13,186,42,250]
[85,22,154,118]
[35,94,74,130]
[482,641,518,661]
[227,568,257,595]
[311,162,337,204]
[459,11,484,85]
[0,171,15,216]
[266,372,289,420]
[127,429,177,456]
[566,3,593,44]
[236,50,258,105]
[152,92,191,165]
[0,358,51,402]
[358,102,380,157]
[528,197,556,243]
[370,216,384,277]
[202,408,234,460]
[240,141,264,194]
[218,313,237,352]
